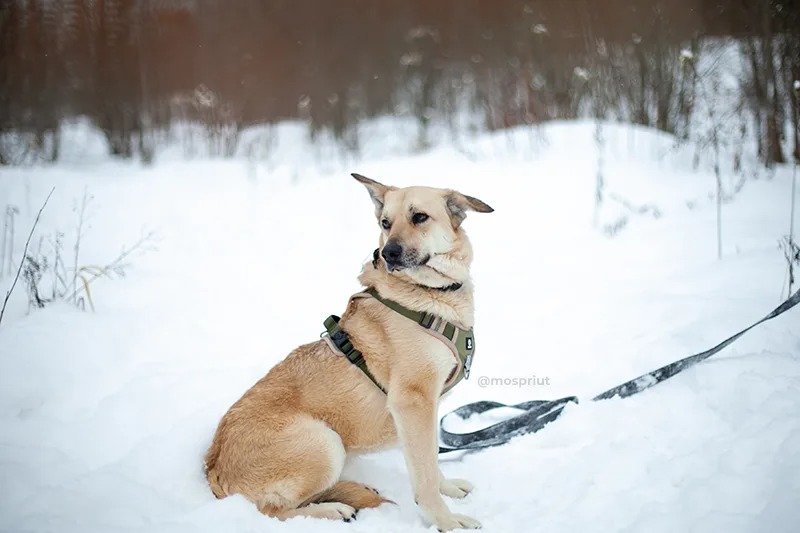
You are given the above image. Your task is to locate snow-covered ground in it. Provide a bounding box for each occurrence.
[0,121,798,533]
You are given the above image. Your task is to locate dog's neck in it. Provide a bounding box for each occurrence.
[358,248,475,329]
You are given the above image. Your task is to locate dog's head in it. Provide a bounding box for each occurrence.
[353,173,493,286]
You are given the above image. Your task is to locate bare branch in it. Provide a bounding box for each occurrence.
[0,188,55,327]
[65,230,158,303]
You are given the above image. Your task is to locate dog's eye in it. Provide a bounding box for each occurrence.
[381,219,391,230]
[412,213,429,225]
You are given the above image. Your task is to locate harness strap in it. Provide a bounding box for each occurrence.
[362,287,473,391]
[323,314,386,393]
[323,288,475,395]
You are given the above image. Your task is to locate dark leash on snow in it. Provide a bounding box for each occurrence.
[438,288,800,454]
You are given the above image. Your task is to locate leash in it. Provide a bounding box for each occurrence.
[438,288,800,454]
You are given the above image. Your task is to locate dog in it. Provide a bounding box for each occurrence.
[204,173,493,530]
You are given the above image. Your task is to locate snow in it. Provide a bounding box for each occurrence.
[573,67,590,81]
[1,120,799,533]
[531,24,548,35]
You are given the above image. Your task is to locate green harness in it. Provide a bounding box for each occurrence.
[323,287,475,395]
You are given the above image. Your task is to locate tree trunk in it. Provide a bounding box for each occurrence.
[761,2,785,165]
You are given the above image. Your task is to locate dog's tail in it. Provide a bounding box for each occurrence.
[203,440,228,499]
[307,481,393,510]
[205,466,228,499]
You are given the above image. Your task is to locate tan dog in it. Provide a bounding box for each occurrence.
[204,174,493,530]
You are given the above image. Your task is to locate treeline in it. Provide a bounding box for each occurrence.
[0,0,798,164]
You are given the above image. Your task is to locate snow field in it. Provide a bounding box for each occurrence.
[0,121,798,533]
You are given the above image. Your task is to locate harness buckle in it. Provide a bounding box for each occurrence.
[418,313,436,329]
[330,330,349,349]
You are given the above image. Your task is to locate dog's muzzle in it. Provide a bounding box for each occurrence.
[381,242,430,272]
[381,241,404,271]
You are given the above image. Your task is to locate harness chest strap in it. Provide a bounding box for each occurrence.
[322,288,475,395]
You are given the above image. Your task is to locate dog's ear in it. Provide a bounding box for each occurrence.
[445,190,494,227]
[352,173,391,213]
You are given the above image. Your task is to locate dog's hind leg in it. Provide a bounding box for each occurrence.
[262,500,359,522]
[253,417,347,520]
[253,418,389,522]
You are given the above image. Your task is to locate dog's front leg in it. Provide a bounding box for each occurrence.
[388,383,481,531]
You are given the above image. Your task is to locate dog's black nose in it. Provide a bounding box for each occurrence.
[382,241,403,264]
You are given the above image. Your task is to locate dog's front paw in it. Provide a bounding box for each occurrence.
[435,512,481,531]
[440,478,474,499]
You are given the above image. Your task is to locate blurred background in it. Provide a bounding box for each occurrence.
[0,0,798,166]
